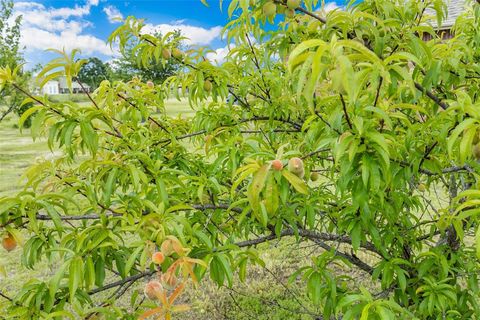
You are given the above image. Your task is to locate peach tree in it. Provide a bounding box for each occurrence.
[1,0,480,318]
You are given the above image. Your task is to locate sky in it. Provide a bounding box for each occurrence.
[11,0,341,68]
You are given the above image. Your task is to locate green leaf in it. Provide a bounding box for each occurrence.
[247,164,269,215]
[79,121,98,155]
[69,257,82,302]
[216,254,233,287]
[282,170,308,194]
[18,105,43,129]
[307,271,322,304]
[476,225,480,260]
[125,246,143,275]
[103,167,118,207]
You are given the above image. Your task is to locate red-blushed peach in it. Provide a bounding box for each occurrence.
[152,252,165,264]
[144,280,163,300]
[2,234,16,252]
[271,159,283,171]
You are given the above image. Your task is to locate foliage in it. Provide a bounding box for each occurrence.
[0,0,32,126]
[1,0,480,319]
[77,57,112,90]
[108,30,185,84]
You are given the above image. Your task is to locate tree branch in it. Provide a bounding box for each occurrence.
[89,270,156,295]
[294,6,327,24]
[0,291,13,302]
[233,227,380,256]
[339,94,353,130]
[414,82,448,110]
[117,93,170,134]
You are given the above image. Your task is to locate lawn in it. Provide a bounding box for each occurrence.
[0,99,195,197]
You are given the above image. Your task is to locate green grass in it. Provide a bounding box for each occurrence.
[0,116,51,197]
[0,99,195,197]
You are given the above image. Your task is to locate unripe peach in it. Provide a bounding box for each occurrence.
[287,0,301,9]
[161,240,174,256]
[310,172,320,181]
[288,157,304,178]
[152,252,165,265]
[146,81,154,89]
[271,159,283,171]
[262,2,277,18]
[418,183,426,192]
[144,280,163,300]
[204,80,213,92]
[285,8,295,18]
[172,48,184,60]
[2,234,17,252]
[162,48,171,60]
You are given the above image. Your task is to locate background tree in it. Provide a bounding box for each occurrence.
[1,0,480,319]
[0,0,32,125]
[77,57,112,90]
[108,30,184,83]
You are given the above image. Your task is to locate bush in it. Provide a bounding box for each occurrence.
[0,0,480,319]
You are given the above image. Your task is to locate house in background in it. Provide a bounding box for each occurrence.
[40,76,91,95]
[425,0,467,40]
[42,80,60,95]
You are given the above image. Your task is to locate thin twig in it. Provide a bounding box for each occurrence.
[339,94,353,130]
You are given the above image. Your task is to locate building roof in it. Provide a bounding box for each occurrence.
[426,0,467,29]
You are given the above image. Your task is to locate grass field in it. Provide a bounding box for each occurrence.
[0,99,329,319]
[0,99,195,197]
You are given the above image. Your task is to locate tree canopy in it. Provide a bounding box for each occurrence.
[0,0,31,124]
[77,57,112,90]
[1,0,480,319]
[108,30,185,83]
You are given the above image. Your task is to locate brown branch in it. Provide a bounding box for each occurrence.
[339,94,353,130]
[154,116,302,145]
[418,141,438,170]
[117,93,170,134]
[245,33,272,102]
[396,160,472,176]
[240,129,300,134]
[295,6,327,24]
[374,77,383,107]
[74,78,99,110]
[0,104,17,122]
[302,147,330,160]
[0,291,13,302]
[414,82,449,110]
[314,111,342,134]
[89,270,156,295]
[233,227,380,256]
